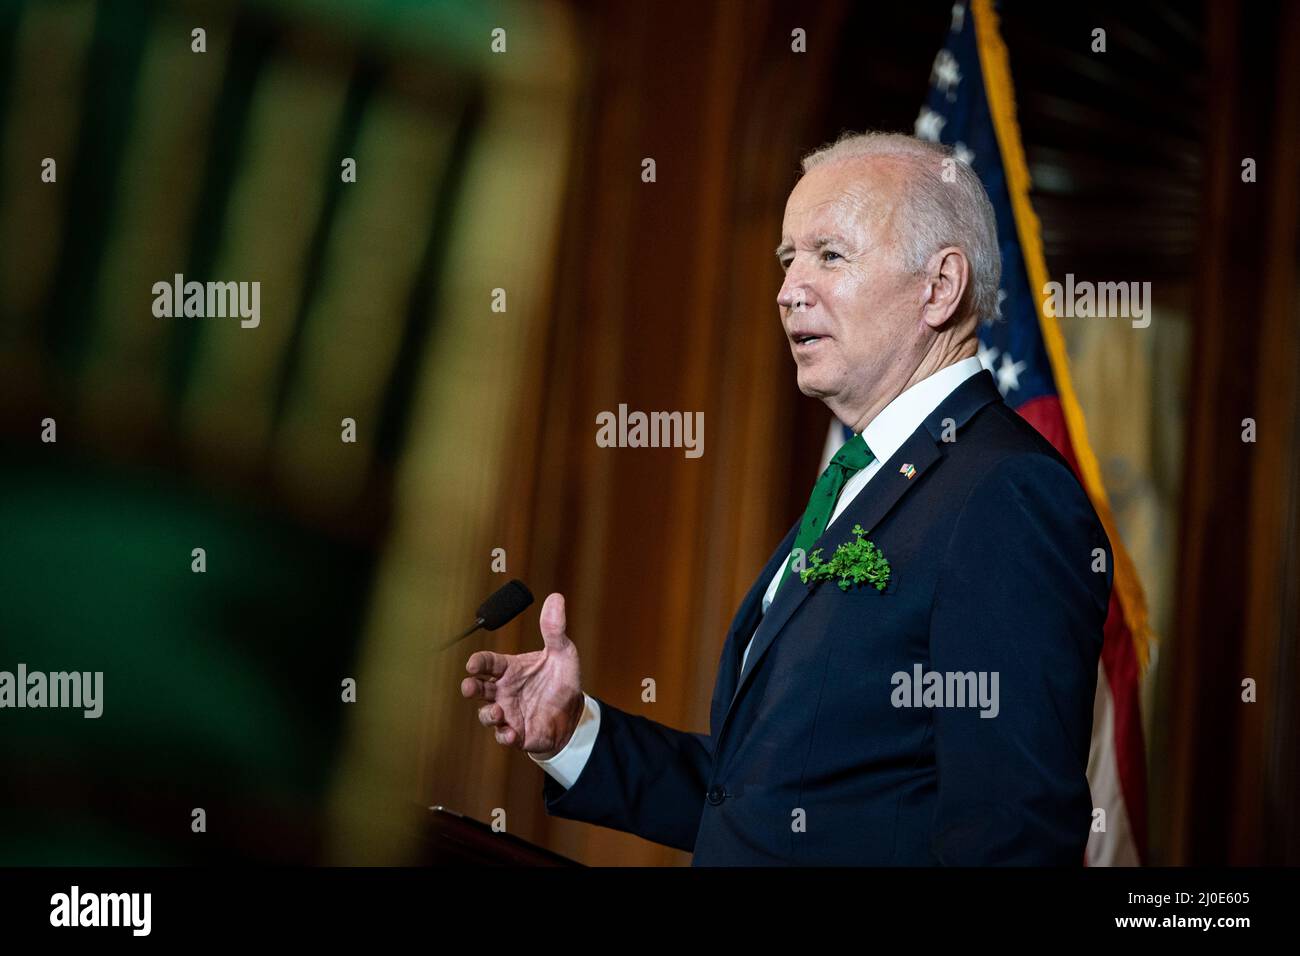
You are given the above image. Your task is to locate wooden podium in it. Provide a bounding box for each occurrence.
[420,806,582,866]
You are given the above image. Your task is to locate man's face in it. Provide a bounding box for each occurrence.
[775,158,928,419]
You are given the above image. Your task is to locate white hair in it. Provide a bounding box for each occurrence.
[799,131,1002,324]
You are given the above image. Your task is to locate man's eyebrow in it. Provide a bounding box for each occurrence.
[774,235,848,259]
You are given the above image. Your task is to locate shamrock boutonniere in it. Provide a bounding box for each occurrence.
[799,523,891,592]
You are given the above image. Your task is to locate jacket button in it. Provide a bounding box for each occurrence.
[706,785,726,805]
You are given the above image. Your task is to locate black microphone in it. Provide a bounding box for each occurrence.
[441,579,535,649]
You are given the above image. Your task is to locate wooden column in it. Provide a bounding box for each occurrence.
[1165,0,1300,865]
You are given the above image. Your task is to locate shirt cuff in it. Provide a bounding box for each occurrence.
[528,692,600,789]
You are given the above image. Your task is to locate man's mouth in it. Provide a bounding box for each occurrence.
[791,332,828,346]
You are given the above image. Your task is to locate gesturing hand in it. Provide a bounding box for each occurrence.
[460,592,584,759]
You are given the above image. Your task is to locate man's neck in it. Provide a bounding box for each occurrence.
[842,339,978,435]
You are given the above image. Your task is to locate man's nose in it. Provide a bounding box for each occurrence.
[777,272,814,313]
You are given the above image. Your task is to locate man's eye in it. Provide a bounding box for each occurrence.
[821,250,842,262]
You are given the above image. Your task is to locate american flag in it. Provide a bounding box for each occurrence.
[822,0,1154,865]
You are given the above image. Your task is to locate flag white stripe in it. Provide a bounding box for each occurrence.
[1086,658,1140,866]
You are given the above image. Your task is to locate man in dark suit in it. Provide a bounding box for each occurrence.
[460,132,1111,865]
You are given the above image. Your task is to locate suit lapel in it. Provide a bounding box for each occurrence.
[712,518,800,715]
[721,369,1002,726]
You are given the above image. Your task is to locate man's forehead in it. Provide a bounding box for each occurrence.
[784,188,869,229]
[781,163,896,243]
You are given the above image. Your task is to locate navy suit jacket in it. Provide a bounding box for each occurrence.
[542,369,1111,865]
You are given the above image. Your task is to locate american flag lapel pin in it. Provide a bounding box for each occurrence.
[899,463,917,480]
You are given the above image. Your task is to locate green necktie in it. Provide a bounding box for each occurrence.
[777,432,876,597]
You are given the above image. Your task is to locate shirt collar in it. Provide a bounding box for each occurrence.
[858,355,984,463]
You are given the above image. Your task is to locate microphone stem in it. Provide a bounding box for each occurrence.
[441,618,485,650]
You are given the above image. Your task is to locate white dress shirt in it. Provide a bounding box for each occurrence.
[529,355,985,789]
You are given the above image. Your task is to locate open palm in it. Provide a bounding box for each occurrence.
[460,592,584,758]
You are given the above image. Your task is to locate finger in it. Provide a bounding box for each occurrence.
[539,592,568,649]
[466,651,508,678]
[478,703,506,728]
[460,677,497,701]
[495,726,518,747]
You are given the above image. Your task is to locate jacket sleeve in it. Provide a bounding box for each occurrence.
[927,453,1111,864]
[541,694,714,852]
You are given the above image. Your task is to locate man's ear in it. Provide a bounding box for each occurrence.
[921,247,971,330]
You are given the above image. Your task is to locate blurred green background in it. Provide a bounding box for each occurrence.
[0,0,575,863]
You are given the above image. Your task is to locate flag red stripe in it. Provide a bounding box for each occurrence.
[1101,588,1148,858]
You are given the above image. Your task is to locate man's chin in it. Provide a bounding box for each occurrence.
[795,369,833,399]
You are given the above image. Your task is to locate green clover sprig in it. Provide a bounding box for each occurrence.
[799,523,891,592]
